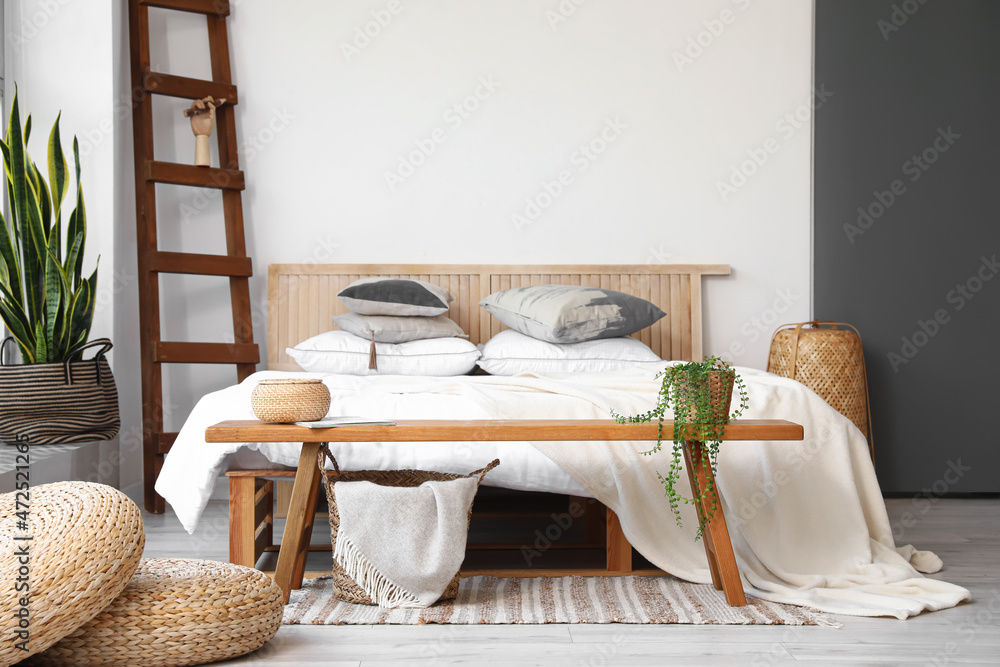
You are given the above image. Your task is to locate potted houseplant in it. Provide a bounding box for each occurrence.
[0,88,120,444]
[614,356,748,539]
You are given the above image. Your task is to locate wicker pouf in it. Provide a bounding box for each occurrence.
[32,559,283,667]
[0,482,144,664]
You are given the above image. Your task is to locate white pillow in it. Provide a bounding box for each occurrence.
[478,330,663,375]
[287,331,481,376]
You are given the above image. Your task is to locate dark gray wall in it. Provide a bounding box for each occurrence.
[814,0,999,493]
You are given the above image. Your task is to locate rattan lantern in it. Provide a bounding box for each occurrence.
[767,321,874,460]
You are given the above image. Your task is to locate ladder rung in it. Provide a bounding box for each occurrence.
[155,342,259,365]
[156,432,178,454]
[146,161,245,190]
[139,0,229,16]
[142,71,238,104]
[150,251,253,277]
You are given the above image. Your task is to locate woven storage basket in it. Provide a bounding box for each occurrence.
[31,559,283,667]
[251,378,331,423]
[674,369,735,423]
[317,445,499,606]
[767,321,873,457]
[0,482,144,665]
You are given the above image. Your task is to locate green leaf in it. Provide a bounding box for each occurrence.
[0,299,34,363]
[43,250,62,356]
[0,210,23,309]
[64,232,83,287]
[47,112,68,227]
[33,320,47,363]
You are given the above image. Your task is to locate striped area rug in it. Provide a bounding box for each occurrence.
[283,575,840,626]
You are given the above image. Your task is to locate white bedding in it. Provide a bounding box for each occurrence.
[156,370,596,533]
[156,365,970,619]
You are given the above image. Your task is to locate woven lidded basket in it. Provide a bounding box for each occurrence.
[251,378,331,423]
[767,321,873,456]
[317,445,499,606]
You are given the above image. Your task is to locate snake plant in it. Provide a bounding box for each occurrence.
[0,87,98,363]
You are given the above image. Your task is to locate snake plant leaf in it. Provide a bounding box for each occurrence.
[64,232,83,289]
[0,89,100,363]
[48,112,68,226]
[67,268,95,354]
[0,299,34,363]
[33,320,47,363]
[73,136,81,188]
[28,157,52,240]
[0,211,22,307]
[43,251,62,357]
[69,179,87,287]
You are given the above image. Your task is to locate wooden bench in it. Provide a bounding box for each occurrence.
[209,418,803,605]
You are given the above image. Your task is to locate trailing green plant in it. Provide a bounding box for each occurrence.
[613,355,748,539]
[0,87,98,363]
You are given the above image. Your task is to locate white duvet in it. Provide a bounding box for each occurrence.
[155,366,970,618]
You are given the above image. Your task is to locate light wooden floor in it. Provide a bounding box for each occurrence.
[142,498,1000,666]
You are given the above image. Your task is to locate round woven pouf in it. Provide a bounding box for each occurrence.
[32,558,284,667]
[0,482,144,664]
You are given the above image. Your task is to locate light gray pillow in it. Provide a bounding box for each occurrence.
[338,277,453,316]
[333,312,468,344]
[480,285,665,344]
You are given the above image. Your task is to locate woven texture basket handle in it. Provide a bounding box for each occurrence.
[471,459,501,486]
[318,443,342,474]
[0,337,15,366]
[64,338,115,385]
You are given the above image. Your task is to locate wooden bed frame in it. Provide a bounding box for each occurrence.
[227,263,730,577]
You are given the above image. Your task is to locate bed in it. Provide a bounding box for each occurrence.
[155,263,970,618]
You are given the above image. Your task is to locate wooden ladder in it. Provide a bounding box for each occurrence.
[128,0,258,513]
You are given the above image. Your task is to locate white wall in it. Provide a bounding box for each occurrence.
[4,0,121,485]
[9,1,813,497]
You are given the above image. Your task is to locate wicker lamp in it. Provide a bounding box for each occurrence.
[767,320,874,460]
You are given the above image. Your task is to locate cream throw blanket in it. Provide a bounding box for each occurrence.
[333,477,480,608]
[413,365,970,619]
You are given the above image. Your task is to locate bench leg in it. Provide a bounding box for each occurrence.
[274,441,322,604]
[605,508,633,573]
[229,477,273,568]
[685,440,747,606]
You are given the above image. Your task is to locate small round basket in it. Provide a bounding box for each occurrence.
[31,559,284,667]
[251,378,331,423]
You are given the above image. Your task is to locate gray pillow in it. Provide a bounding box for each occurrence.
[333,312,468,344]
[338,277,453,316]
[480,285,665,344]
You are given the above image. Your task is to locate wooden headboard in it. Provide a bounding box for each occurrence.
[267,264,730,370]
